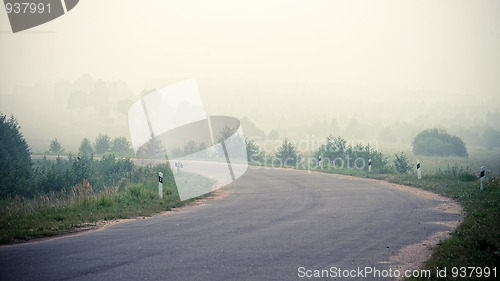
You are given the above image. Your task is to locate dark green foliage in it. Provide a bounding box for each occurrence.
[0,113,33,198]
[393,152,411,174]
[412,128,468,157]
[30,155,134,196]
[79,138,93,155]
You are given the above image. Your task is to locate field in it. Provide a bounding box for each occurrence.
[381,143,500,175]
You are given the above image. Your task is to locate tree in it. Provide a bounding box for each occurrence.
[111,136,132,154]
[0,113,33,197]
[412,128,467,157]
[136,134,164,158]
[79,138,94,155]
[275,138,299,166]
[245,138,263,162]
[394,152,411,174]
[94,133,111,154]
[49,138,63,153]
[314,134,346,164]
[215,126,236,144]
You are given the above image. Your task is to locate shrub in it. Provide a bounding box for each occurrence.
[127,184,142,198]
[412,128,467,157]
[314,134,346,163]
[394,152,411,174]
[275,138,299,166]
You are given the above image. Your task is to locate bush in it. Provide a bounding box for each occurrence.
[394,152,411,174]
[314,134,346,163]
[314,135,390,172]
[412,128,467,157]
[127,184,143,198]
[275,138,299,166]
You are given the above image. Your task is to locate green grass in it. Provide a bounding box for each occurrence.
[0,172,214,244]
[391,173,499,281]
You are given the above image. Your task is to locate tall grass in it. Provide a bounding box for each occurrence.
[0,167,214,244]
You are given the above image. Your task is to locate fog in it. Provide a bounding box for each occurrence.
[1,0,499,152]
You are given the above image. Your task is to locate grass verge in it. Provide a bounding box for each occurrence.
[304,165,499,280]
[0,172,214,245]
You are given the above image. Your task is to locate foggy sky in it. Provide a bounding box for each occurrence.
[1,0,499,151]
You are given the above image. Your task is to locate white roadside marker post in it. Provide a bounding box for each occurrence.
[480,166,485,191]
[417,160,421,180]
[158,172,163,199]
[318,155,322,169]
[368,159,372,173]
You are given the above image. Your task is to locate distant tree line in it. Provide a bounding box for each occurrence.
[78,134,133,156]
[44,134,134,156]
[245,134,400,174]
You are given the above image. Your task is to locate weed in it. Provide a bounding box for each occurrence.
[127,185,142,198]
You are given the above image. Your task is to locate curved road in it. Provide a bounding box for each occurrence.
[0,168,461,281]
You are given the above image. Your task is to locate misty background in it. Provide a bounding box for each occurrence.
[1,0,499,153]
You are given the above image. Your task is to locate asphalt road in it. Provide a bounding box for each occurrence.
[0,168,461,281]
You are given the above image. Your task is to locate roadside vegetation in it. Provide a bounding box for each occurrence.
[246,132,499,281]
[0,113,212,244]
[0,158,214,244]
[1,111,498,279]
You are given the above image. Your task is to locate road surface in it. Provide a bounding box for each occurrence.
[0,168,461,280]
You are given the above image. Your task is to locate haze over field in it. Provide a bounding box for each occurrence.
[1,0,499,152]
